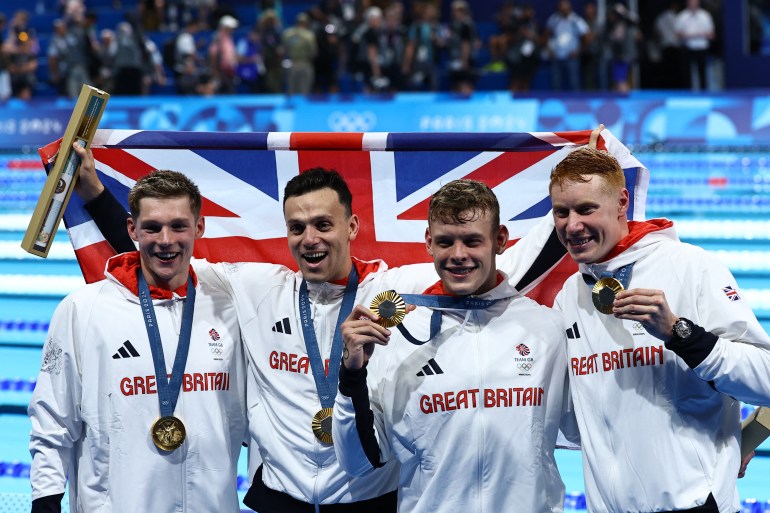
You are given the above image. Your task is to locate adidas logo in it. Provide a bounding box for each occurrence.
[566,322,581,340]
[272,317,292,335]
[112,340,140,359]
[416,358,443,377]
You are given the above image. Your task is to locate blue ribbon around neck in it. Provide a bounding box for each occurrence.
[395,293,504,346]
[137,270,196,419]
[582,263,635,289]
[298,265,359,409]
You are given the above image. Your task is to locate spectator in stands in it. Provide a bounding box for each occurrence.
[402,1,444,91]
[675,0,714,91]
[447,0,478,94]
[84,11,102,83]
[46,14,92,98]
[652,1,683,89]
[488,1,517,72]
[236,23,265,94]
[283,12,317,95]
[351,6,391,93]
[208,14,240,94]
[3,12,39,100]
[96,29,116,93]
[168,18,202,84]
[581,2,606,91]
[380,2,407,93]
[605,2,641,93]
[310,3,344,94]
[543,0,590,91]
[142,34,168,95]
[505,3,540,92]
[112,21,149,95]
[258,9,284,94]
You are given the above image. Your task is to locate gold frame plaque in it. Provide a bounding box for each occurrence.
[741,406,770,459]
[21,84,110,257]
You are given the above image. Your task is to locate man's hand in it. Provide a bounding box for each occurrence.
[72,142,104,202]
[739,450,755,479]
[341,305,391,371]
[612,288,678,341]
[589,123,605,149]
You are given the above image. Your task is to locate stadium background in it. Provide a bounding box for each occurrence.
[1,0,770,511]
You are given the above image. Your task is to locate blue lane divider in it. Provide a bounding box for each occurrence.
[0,320,50,333]
[0,378,36,392]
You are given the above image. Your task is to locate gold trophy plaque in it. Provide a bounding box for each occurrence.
[21,84,110,257]
[741,406,770,459]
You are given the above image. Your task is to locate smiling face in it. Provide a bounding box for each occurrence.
[284,187,359,283]
[550,175,629,264]
[426,210,508,296]
[127,196,205,290]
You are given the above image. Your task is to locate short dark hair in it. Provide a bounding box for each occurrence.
[283,167,353,217]
[128,170,202,219]
[429,179,500,228]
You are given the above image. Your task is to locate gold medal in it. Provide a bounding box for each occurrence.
[151,416,186,451]
[370,291,407,328]
[591,277,624,315]
[312,407,334,444]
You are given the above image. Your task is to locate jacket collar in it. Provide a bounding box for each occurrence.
[106,252,198,300]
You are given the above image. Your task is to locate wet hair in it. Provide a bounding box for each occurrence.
[428,179,500,228]
[283,167,353,218]
[128,170,202,219]
[549,147,625,195]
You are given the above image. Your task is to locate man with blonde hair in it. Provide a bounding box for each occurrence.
[550,146,770,513]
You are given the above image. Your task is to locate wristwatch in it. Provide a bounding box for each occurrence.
[671,317,694,341]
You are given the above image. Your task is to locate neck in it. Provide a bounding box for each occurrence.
[331,258,353,283]
[140,264,187,291]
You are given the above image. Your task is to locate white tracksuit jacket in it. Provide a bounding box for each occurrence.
[201,243,539,507]
[28,253,248,513]
[554,220,770,513]
[333,277,576,513]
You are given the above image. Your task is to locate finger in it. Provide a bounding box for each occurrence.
[345,321,391,343]
[588,123,605,149]
[347,304,378,322]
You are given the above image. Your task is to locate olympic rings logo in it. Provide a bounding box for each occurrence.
[328,111,377,132]
[517,362,532,372]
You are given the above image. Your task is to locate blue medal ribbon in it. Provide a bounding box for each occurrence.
[582,263,635,289]
[137,270,196,418]
[298,265,359,409]
[395,293,504,345]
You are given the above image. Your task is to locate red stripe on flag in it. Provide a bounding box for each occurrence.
[75,241,118,283]
[290,133,364,150]
[523,253,577,307]
[397,149,557,221]
[194,237,297,269]
[92,148,239,218]
[295,150,434,268]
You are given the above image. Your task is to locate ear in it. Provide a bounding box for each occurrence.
[195,216,206,239]
[127,216,138,242]
[348,213,360,242]
[495,224,509,255]
[425,226,434,256]
[618,188,630,217]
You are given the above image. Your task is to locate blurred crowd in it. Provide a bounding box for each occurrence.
[0,0,722,100]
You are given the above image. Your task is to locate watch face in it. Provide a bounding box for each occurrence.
[674,319,692,339]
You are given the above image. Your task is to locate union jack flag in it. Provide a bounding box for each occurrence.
[723,286,741,301]
[38,130,649,306]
